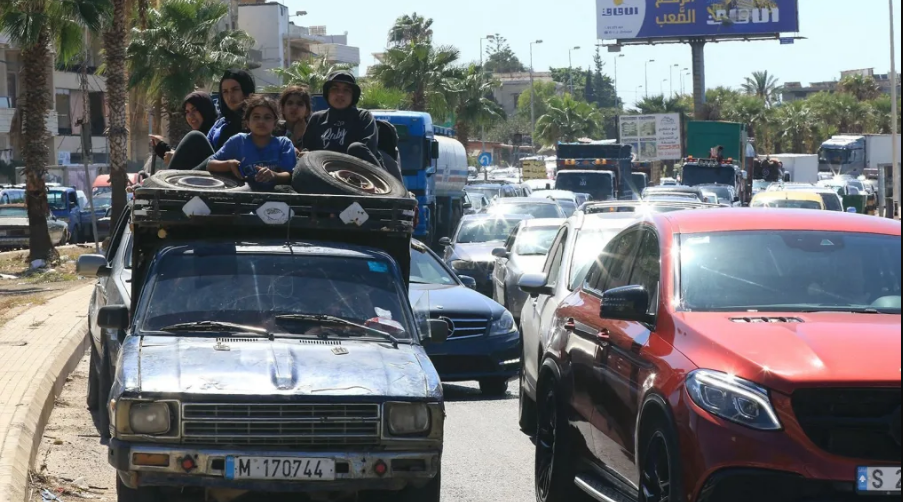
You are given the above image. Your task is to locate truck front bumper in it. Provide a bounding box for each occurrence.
[109,439,441,493]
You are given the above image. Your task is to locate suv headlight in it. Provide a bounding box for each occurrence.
[489,311,516,336]
[687,370,782,431]
[451,260,476,271]
[386,402,431,436]
[115,401,174,436]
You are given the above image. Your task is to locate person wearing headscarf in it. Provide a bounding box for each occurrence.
[149,92,217,162]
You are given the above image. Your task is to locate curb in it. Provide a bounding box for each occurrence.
[0,320,88,502]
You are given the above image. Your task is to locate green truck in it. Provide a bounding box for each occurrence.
[683,121,753,203]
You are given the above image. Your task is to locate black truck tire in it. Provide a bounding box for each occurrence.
[142,170,249,192]
[292,151,408,198]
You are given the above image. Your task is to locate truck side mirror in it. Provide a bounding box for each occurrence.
[431,140,440,160]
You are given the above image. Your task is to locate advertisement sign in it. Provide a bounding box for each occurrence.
[619,114,682,162]
[597,0,800,41]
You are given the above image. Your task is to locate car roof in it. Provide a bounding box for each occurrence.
[753,190,823,203]
[658,209,902,236]
[493,197,558,205]
[520,218,566,229]
[532,190,576,199]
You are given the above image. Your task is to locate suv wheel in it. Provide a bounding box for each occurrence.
[638,419,685,502]
[479,378,509,397]
[535,383,592,502]
[518,348,537,435]
[86,340,100,411]
[116,476,161,502]
[97,345,113,439]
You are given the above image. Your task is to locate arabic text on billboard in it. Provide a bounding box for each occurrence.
[597,0,800,40]
[620,114,682,162]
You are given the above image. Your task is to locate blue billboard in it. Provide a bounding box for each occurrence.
[597,0,800,41]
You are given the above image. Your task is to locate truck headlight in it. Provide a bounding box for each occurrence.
[128,402,172,435]
[386,402,431,436]
[489,311,516,336]
[687,370,782,431]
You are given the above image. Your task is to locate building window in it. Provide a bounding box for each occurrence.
[56,89,73,135]
[89,92,105,136]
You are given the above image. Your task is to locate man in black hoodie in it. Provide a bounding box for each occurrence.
[303,71,402,181]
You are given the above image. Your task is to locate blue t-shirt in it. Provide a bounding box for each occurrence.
[211,134,296,191]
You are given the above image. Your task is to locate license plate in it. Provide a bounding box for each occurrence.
[857,466,901,493]
[226,457,336,481]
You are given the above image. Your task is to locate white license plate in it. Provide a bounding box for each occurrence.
[226,457,335,481]
[857,466,901,493]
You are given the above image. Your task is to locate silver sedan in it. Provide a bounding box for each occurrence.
[0,204,69,249]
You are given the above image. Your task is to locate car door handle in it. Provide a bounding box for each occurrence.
[564,319,576,332]
[597,329,611,345]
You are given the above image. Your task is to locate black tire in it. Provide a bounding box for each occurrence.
[142,170,249,192]
[638,417,686,502]
[535,382,593,502]
[86,339,100,411]
[116,475,161,502]
[97,345,113,439]
[480,377,510,397]
[292,151,408,198]
[518,348,538,435]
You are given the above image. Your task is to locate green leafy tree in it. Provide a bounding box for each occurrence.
[451,64,506,152]
[535,94,602,146]
[632,94,691,115]
[724,95,773,150]
[358,81,408,110]
[371,42,461,113]
[742,70,782,106]
[0,0,109,260]
[128,0,254,144]
[591,48,618,109]
[389,12,433,46]
[270,56,354,93]
[870,95,902,134]
[484,34,526,73]
[550,67,586,97]
[837,74,883,102]
[775,100,815,153]
[516,81,559,121]
[808,91,870,135]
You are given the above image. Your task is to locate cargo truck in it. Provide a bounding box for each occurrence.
[766,154,819,184]
[554,143,634,200]
[817,134,901,178]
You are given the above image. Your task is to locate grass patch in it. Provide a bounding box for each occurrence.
[0,293,48,313]
[0,246,94,280]
[23,271,80,285]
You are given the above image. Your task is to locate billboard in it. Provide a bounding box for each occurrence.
[597,0,800,41]
[619,114,682,162]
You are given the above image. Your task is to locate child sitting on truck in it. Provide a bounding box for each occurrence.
[207,95,295,192]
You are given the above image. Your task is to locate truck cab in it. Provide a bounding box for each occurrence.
[681,157,748,204]
[555,143,634,200]
[818,135,866,177]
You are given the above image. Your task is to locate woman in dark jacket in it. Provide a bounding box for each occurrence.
[150,92,217,162]
[167,69,256,171]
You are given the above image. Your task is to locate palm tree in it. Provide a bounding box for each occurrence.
[452,64,506,151]
[535,95,602,146]
[270,56,354,94]
[742,70,782,106]
[389,13,433,47]
[103,0,129,225]
[837,74,883,102]
[0,0,109,261]
[633,94,691,115]
[371,42,461,113]
[724,95,773,150]
[357,81,408,110]
[128,0,254,143]
[776,101,814,153]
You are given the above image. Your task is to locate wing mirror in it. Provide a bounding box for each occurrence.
[424,319,449,345]
[600,285,654,325]
[77,254,111,278]
[97,305,130,331]
[518,273,553,298]
[439,237,452,247]
[431,140,440,160]
[492,248,509,259]
[458,275,478,290]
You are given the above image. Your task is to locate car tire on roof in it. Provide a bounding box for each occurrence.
[142,170,250,192]
[292,151,408,198]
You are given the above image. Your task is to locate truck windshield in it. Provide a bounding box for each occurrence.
[680,231,901,313]
[556,173,614,201]
[47,192,67,212]
[140,252,412,339]
[630,173,648,192]
[396,125,425,174]
[682,166,736,187]
[818,147,851,165]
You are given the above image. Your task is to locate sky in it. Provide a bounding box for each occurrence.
[283,0,902,106]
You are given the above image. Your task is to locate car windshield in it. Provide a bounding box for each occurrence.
[752,199,822,210]
[557,200,578,217]
[0,207,27,218]
[556,173,614,201]
[703,186,733,201]
[47,192,67,211]
[570,228,626,290]
[680,231,901,313]
[456,218,521,244]
[682,166,736,186]
[819,193,843,212]
[410,247,456,286]
[488,203,563,219]
[515,227,560,256]
[467,187,502,201]
[140,252,413,339]
[753,180,771,190]
[92,195,112,210]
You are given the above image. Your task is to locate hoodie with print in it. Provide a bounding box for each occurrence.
[302,71,380,161]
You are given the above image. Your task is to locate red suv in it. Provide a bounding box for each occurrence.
[524,209,901,502]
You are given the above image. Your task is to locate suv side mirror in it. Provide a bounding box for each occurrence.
[97,305,129,331]
[601,286,654,324]
[492,248,509,259]
[425,319,449,344]
[439,237,452,247]
[518,273,553,298]
[77,254,110,277]
[458,275,477,290]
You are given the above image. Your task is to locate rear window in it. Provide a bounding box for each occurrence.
[752,199,822,210]
[556,173,614,201]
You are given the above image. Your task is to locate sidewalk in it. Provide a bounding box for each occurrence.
[0,285,93,502]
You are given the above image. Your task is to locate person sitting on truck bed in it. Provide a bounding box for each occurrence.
[149,91,218,164]
[303,71,401,181]
[207,95,294,191]
[275,86,311,150]
[167,69,256,171]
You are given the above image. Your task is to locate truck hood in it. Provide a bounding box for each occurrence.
[672,313,902,394]
[117,335,443,401]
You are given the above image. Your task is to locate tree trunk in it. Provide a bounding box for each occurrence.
[105,0,129,226]
[166,98,192,147]
[455,116,471,156]
[22,29,54,261]
[411,87,426,112]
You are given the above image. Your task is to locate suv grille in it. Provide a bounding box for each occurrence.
[432,314,489,340]
[181,403,381,450]
[792,388,901,462]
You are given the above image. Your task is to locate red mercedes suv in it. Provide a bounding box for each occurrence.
[524,209,901,502]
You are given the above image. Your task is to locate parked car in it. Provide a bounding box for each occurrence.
[465,182,521,203]
[491,218,565,324]
[0,188,25,205]
[486,197,567,219]
[525,209,901,502]
[751,190,826,210]
[47,187,108,243]
[0,204,69,249]
[440,215,528,297]
[697,184,741,206]
[410,240,520,396]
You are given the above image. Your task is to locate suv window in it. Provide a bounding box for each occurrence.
[629,230,661,314]
[584,229,641,294]
[545,228,568,287]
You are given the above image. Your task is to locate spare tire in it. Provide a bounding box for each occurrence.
[142,170,249,192]
[292,151,408,198]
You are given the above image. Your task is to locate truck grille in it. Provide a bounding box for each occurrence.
[432,315,489,340]
[181,403,381,450]
[792,388,901,462]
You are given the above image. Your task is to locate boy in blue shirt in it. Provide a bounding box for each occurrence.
[208,96,295,191]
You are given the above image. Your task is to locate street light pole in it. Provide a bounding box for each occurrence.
[670,63,679,96]
[890,0,900,218]
[680,68,690,95]
[568,46,581,94]
[614,54,625,106]
[662,78,668,96]
[530,40,543,149]
[645,59,655,98]
[480,34,495,179]
[636,85,644,106]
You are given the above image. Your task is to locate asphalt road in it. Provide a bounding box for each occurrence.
[30,355,536,502]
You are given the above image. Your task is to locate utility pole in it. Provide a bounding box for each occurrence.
[568,46,581,94]
[645,59,655,98]
[890,0,900,218]
[480,34,495,180]
[670,63,679,96]
[530,40,543,149]
[614,54,625,106]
